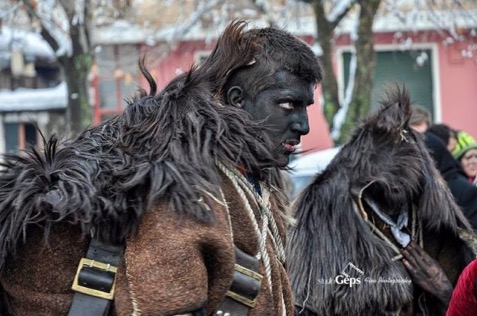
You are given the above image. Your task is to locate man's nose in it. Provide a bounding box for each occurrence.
[291,113,310,135]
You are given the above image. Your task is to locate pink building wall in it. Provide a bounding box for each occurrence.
[143,29,476,152]
[437,40,477,138]
[336,31,477,139]
[142,40,211,90]
[302,87,333,151]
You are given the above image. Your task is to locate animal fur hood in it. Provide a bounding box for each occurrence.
[287,87,474,315]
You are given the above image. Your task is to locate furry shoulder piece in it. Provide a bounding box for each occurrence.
[0,21,285,273]
[287,86,473,315]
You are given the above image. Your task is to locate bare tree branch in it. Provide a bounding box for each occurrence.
[0,2,20,20]
[21,0,60,53]
[249,0,276,27]
[159,0,226,42]
[331,2,355,29]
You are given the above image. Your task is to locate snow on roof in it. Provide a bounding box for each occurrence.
[0,27,56,61]
[93,9,477,45]
[282,8,477,36]
[371,9,477,33]
[92,20,147,45]
[0,82,67,112]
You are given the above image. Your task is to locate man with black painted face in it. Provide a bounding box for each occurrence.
[223,26,320,170]
[227,70,315,167]
[0,21,322,316]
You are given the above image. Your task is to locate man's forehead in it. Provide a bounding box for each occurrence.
[267,71,315,100]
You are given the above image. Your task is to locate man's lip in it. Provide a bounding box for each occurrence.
[282,140,300,152]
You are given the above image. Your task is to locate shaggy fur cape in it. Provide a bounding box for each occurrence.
[0,21,294,273]
[286,87,475,315]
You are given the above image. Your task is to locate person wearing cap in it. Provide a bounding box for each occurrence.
[424,132,477,231]
[453,131,477,185]
[409,108,477,230]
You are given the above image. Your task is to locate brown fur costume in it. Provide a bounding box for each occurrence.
[1,175,292,315]
[286,88,475,316]
[0,21,322,315]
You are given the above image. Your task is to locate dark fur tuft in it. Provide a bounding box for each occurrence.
[287,86,473,315]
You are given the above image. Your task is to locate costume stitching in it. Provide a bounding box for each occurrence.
[124,253,141,316]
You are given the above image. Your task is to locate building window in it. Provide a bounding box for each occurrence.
[341,49,434,117]
[4,122,37,154]
[0,51,61,91]
[93,44,140,123]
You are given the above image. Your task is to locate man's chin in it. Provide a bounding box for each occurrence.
[276,153,291,168]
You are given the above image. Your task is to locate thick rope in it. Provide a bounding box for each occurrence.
[216,159,290,312]
[216,160,286,263]
[215,161,272,289]
[261,186,286,264]
[260,211,273,289]
[215,160,294,296]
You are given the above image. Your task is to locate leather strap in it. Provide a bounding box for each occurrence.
[0,281,12,316]
[68,238,124,316]
[214,247,262,316]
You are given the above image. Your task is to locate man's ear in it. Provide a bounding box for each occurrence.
[226,86,243,108]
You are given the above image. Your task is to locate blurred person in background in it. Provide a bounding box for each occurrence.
[453,131,477,186]
[427,123,458,153]
[409,106,477,231]
[409,104,432,133]
[424,132,477,231]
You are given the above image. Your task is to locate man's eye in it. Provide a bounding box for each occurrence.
[279,102,294,110]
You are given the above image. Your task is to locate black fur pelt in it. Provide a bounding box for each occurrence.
[0,21,286,273]
[286,87,474,315]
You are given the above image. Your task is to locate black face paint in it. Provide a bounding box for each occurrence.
[240,70,315,167]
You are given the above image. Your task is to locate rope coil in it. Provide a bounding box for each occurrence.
[215,159,287,298]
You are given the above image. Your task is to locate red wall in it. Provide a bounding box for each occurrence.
[437,39,477,138]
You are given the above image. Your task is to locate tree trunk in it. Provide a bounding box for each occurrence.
[338,0,381,144]
[59,54,93,137]
[311,0,341,131]
[23,0,94,137]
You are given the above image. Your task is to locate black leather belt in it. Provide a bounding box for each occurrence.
[68,238,124,316]
[214,247,262,315]
[68,242,260,316]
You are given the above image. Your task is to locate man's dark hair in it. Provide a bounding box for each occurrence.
[196,20,322,103]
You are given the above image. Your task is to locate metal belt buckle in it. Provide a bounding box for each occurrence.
[71,258,118,300]
[225,263,263,308]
